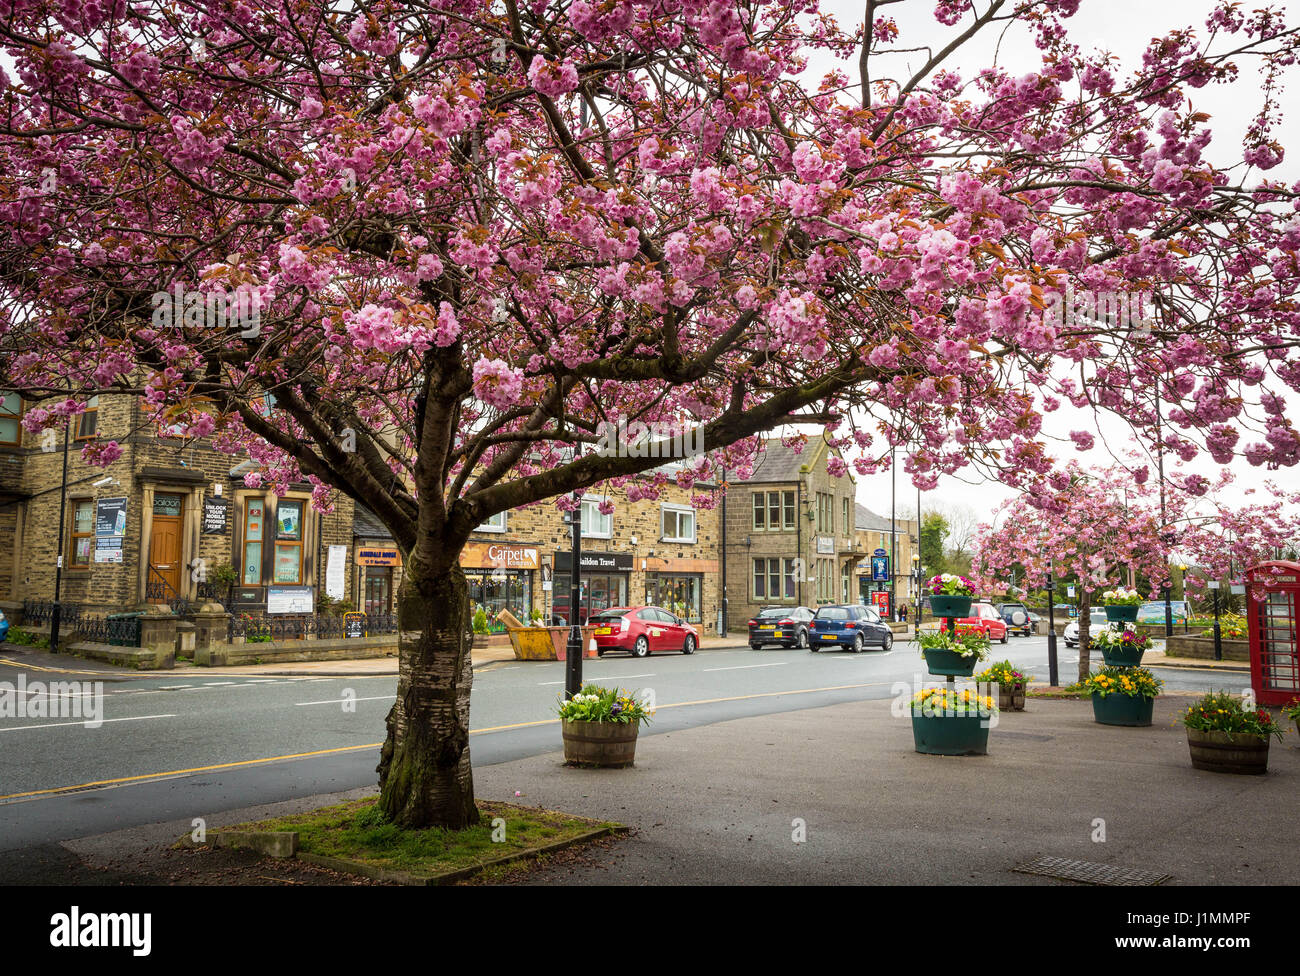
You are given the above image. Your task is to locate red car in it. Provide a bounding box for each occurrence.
[589,606,698,657]
[940,601,1010,644]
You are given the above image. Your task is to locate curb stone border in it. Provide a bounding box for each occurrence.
[179,823,628,885]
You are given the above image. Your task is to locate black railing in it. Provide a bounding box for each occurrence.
[146,565,189,615]
[227,613,398,643]
[75,614,143,647]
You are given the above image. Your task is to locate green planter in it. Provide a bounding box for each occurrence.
[1091,693,1155,727]
[912,712,990,756]
[1103,605,1139,623]
[929,595,973,619]
[1100,646,1146,668]
[923,648,979,677]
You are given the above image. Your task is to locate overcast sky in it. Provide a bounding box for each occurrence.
[806,0,1300,526]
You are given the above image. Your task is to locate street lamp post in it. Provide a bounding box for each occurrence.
[1162,575,1173,639]
[1046,558,1059,687]
[913,555,923,629]
[49,413,73,653]
[1209,579,1222,661]
[564,494,584,700]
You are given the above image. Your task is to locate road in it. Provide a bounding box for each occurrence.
[0,635,1248,861]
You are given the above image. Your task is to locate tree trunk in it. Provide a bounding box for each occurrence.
[1077,589,1092,683]
[376,559,478,830]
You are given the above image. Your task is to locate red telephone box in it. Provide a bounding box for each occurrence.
[1245,560,1300,706]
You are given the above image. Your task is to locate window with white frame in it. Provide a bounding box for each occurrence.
[661,505,696,543]
[580,498,611,538]
[477,511,507,532]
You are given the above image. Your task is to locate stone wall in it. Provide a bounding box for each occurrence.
[1163,634,1250,662]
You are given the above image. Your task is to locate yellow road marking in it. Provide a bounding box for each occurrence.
[0,657,111,676]
[1,681,894,802]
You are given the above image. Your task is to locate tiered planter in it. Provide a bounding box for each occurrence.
[1103,604,1139,623]
[923,648,979,677]
[561,719,639,767]
[914,594,989,756]
[1100,645,1146,668]
[911,712,990,756]
[1187,729,1270,775]
[1092,691,1155,727]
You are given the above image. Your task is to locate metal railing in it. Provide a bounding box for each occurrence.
[18,600,140,646]
[227,613,398,643]
[146,565,189,615]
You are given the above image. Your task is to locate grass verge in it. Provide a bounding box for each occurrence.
[224,797,623,880]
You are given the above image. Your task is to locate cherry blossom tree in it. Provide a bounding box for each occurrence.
[3,1,1300,826]
[972,464,1173,679]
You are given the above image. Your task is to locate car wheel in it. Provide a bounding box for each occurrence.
[750,642,762,650]
[682,634,696,655]
[797,629,809,649]
[633,636,649,658]
[597,650,605,658]
[852,633,864,653]
[1000,630,1009,644]
[881,631,893,652]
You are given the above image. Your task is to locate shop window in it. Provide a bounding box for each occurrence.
[242,498,265,585]
[0,392,21,446]
[274,499,303,583]
[661,506,695,543]
[76,396,99,440]
[646,573,702,622]
[70,498,94,569]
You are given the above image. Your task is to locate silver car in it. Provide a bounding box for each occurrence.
[1064,609,1110,647]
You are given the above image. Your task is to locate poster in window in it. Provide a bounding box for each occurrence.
[274,544,301,583]
[277,502,301,538]
[243,542,262,583]
[247,499,264,541]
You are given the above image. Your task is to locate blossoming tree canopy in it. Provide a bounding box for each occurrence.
[3,1,1300,827]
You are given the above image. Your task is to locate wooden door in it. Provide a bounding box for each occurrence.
[150,494,184,597]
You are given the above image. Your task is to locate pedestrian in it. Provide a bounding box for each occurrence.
[899,604,908,624]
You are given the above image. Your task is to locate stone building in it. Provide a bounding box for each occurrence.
[723,435,863,630]
[0,390,358,617]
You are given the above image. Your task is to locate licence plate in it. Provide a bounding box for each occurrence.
[595,627,611,636]
[759,625,774,630]
[821,634,836,640]
[772,631,783,637]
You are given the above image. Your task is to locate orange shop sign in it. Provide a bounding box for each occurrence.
[461,543,539,571]
[356,545,402,566]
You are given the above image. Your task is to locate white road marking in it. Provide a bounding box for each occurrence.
[0,714,177,733]
[293,695,393,707]
[594,673,656,679]
[204,682,236,686]
[703,662,787,672]
[537,680,564,686]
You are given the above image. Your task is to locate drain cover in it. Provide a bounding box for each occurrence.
[1012,856,1171,886]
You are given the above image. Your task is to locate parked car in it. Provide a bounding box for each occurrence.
[942,601,1009,644]
[0,609,8,643]
[748,606,815,650]
[1027,611,1041,633]
[1064,609,1110,647]
[809,604,894,652]
[589,606,697,657]
[1136,600,1190,624]
[996,601,1033,637]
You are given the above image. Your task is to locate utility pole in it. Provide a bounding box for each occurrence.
[564,490,584,699]
[890,445,897,620]
[1046,557,1059,687]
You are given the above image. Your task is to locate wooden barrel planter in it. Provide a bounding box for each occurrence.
[997,682,1026,711]
[1092,693,1155,727]
[1100,646,1146,668]
[912,712,990,756]
[561,719,639,768]
[1104,605,1139,623]
[923,648,979,677]
[1187,728,1271,775]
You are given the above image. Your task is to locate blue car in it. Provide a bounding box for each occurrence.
[809,604,894,653]
[0,609,8,642]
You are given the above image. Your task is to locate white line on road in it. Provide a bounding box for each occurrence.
[293,695,393,707]
[592,672,656,679]
[0,714,177,733]
[537,680,564,686]
[702,662,787,672]
[203,682,236,686]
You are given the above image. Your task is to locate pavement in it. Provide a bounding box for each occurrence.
[33,691,1300,886]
